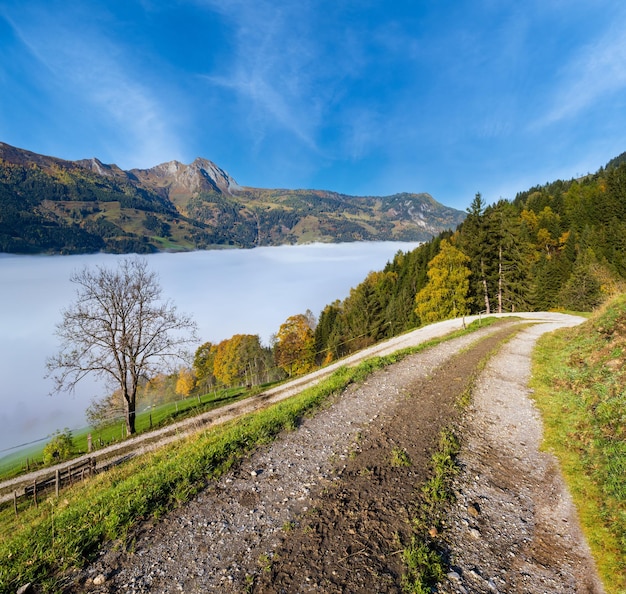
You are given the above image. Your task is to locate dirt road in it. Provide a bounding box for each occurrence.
[66,312,604,594]
[436,320,605,594]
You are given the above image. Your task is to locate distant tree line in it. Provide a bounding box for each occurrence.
[313,158,626,362]
[164,151,626,406]
[0,158,178,253]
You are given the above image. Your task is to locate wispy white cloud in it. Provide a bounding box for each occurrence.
[2,4,183,168]
[197,0,411,159]
[534,19,626,128]
[205,66,319,151]
[198,1,325,151]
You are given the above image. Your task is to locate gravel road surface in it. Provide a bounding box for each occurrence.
[60,312,605,594]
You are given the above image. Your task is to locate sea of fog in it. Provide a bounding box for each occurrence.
[0,242,419,454]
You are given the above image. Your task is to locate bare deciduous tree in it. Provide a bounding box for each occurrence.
[46,257,198,436]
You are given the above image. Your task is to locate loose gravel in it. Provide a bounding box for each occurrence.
[69,325,504,593]
[63,314,605,594]
[437,321,605,594]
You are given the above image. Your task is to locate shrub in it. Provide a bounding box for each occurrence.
[42,429,74,466]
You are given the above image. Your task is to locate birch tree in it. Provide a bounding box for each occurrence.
[414,239,471,324]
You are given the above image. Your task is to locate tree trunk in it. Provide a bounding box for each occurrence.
[123,392,137,436]
[498,246,503,314]
[127,409,136,435]
[481,258,491,314]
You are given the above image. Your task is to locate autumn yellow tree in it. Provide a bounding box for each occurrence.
[415,239,471,324]
[213,334,267,386]
[275,314,316,376]
[142,373,177,405]
[175,367,196,397]
[193,341,217,390]
[521,206,565,257]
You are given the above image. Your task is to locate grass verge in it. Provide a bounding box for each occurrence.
[530,297,626,593]
[0,317,504,594]
[401,324,523,593]
[1,366,357,593]
[401,427,459,594]
[0,386,254,481]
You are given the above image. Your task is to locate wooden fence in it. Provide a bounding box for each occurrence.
[13,457,96,514]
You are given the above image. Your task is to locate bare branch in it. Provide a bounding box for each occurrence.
[46,257,198,435]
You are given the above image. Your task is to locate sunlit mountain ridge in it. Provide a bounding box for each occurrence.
[0,142,466,254]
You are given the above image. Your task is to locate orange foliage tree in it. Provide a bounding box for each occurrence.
[274,314,316,376]
[213,334,266,386]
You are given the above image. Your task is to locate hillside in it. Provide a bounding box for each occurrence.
[0,142,465,254]
[311,154,626,362]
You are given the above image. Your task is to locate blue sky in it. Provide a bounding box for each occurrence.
[2,1,626,211]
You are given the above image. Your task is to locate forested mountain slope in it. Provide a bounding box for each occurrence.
[0,142,465,254]
[313,156,626,362]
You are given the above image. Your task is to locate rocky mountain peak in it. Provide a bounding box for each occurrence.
[129,157,241,203]
[190,157,242,194]
[75,157,130,180]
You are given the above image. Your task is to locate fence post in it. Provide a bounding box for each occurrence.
[88,433,92,453]
[55,469,60,498]
[13,491,18,517]
[33,479,38,508]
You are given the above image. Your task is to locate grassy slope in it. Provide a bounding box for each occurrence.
[0,321,500,594]
[0,387,250,480]
[531,297,626,593]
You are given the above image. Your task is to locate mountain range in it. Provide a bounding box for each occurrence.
[0,142,466,254]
